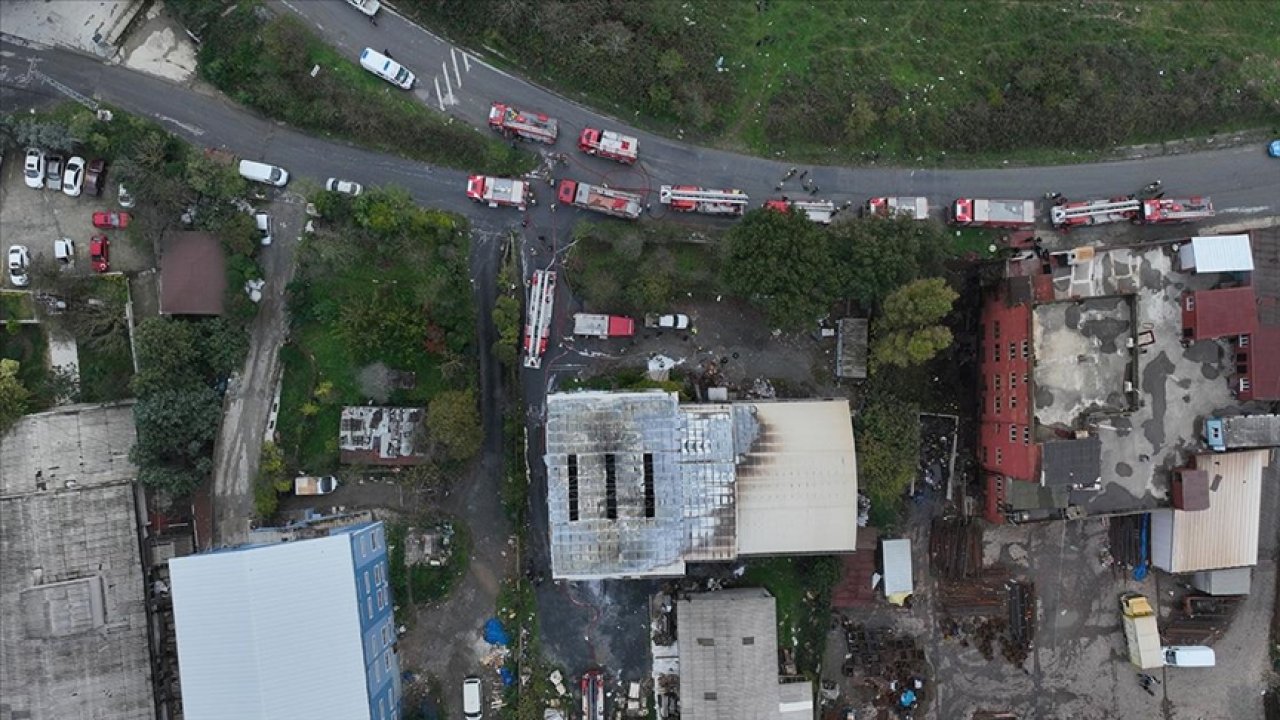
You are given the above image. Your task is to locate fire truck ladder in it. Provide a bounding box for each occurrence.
[658,186,750,205]
[1052,198,1140,222]
[523,270,557,369]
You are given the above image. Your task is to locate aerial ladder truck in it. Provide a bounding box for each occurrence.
[1051,195,1214,229]
[488,103,559,144]
[659,185,749,216]
[523,270,556,369]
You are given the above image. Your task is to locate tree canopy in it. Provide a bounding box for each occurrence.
[827,216,949,309]
[427,389,484,462]
[0,359,30,435]
[722,208,830,330]
[871,278,958,371]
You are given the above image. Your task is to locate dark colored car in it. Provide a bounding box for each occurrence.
[92,211,132,229]
[44,154,64,190]
[90,235,110,272]
[85,159,106,196]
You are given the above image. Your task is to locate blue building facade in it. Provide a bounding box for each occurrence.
[332,522,402,720]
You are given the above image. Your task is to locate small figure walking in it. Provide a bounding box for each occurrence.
[383,48,392,59]
[369,13,378,26]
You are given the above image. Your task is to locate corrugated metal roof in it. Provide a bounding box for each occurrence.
[1186,286,1258,340]
[678,589,780,720]
[1181,234,1254,273]
[1152,450,1268,573]
[735,400,858,556]
[881,539,914,597]
[170,535,371,720]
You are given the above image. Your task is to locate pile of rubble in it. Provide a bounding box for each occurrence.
[838,621,928,712]
[1161,593,1244,646]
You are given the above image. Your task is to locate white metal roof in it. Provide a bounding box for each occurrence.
[1181,234,1254,273]
[1150,450,1267,573]
[881,539,914,597]
[735,400,859,556]
[170,535,371,720]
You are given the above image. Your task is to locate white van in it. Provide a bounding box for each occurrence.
[360,48,415,90]
[462,676,482,720]
[238,159,289,187]
[1163,645,1215,667]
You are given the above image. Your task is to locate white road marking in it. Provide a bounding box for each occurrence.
[153,113,205,136]
[442,61,454,104]
[434,76,445,111]
[451,47,461,89]
[462,52,470,72]
[1216,206,1270,214]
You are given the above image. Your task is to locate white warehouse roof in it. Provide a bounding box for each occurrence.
[1179,234,1254,273]
[1150,450,1268,574]
[170,535,371,720]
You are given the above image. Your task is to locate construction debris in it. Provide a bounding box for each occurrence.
[929,517,984,580]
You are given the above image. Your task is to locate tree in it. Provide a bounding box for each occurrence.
[130,386,222,471]
[196,317,249,377]
[0,359,30,435]
[491,295,521,368]
[132,317,201,396]
[827,216,949,309]
[871,278,958,370]
[722,208,831,330]
[427,389,483,462]
[855,394,920,527]
[13,119,79,153]
[137,464,207,496]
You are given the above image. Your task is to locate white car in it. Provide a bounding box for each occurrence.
[23,149,45,189]
[54,238,76,265]
[325,178,363,196]
[462,677,482,720]
[118,183,136,208]
[646,313,690,330]
[62,156,86,197]
[345,0,380,16]
[255,212,274,246]
[8,245,31,287]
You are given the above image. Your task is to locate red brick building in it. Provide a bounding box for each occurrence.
[1180,286,1257,342]
[1234,325,1280,401]
[978,287,1039,523]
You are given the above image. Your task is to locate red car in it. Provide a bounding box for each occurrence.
[89,235,110,273]
[92,211,131,229]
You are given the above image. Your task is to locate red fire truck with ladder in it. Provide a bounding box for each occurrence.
[1051,196,1214,229]
[557,180,643,220]
[1140,196,1214,225]
[659,186,749,216]
[523,270,556,369]
[581,671,605,720]
[488,103,559,144]
[949,198,1036,229]
[578,128,638,164]
[764,199,836,224]
[864,196,929,220]
[466,175,532,210]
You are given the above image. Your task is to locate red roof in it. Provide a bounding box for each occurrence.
[1183,286,1257,341]
[1246,326,1280,400]
[160,232,226,315]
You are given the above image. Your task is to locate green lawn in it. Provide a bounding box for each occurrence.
[739,555,839,677]
[0,292,36,322]
[405,0,1280,165]
[75,275,135,403]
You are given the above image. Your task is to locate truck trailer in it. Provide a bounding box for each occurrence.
[1120,593,1162,669]
[467,175,532,210]
[557,180,643,220]
[488,103,559,144]
[573,313,636,338]
[1204,414,1280,452]
[864,196,929,220]
[949,198,1036,228]
[659,186,749,216]
[578,128,638,164]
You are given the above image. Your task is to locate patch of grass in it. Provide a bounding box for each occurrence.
[387,520,471,613]
[406,0,1280,165]
[738,555,839,678]
[194,1,534,175]
[0,324,53,411]
[0,292,36,321]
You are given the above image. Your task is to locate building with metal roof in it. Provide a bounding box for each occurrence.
[160,231,226,315]
[339,405,427,465]
[1234,325,1280,401]
[544,392,858,579]
[1177,234,1255,274]
[1150,450,1269,574]
[1181,286,1258,341]
[678,589,813,720]
[0,404,155,720]
[170,522,401,720]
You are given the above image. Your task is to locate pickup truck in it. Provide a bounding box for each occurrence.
[644,313,690,330]
[294,475,339,496]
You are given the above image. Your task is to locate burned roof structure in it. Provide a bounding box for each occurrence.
[339,406,426,465]
[544,391,858,579]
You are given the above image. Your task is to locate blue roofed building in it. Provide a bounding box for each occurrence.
[170,521,401,720]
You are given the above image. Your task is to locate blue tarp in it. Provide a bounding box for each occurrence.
[499,667,515,686]
[484,618,511,646]
[1133,514,1150,582]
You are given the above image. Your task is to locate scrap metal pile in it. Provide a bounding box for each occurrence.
[1161,593,1244,646]
[839,621,928,712]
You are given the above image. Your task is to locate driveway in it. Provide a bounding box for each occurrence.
[208,194,306,547]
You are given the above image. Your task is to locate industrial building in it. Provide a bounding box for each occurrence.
[0,404,155,720]
[677,589,813,720]
[170,522,401,720]
[339,405,427,465]
[1151,449,1269,574]
[544,391,859,579]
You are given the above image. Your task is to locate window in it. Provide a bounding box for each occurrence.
[696,638,715,646]
[367,597,374,619]
[1010,372,1017,389]
[1009,342,1016,360]
[994,321,1001,340]
[375,563,385,586]
[996,448,1003,465]
[1023,372,1029,385]
[379,698,386,719]
[1184,296,1195,311]
[365,571,371,593]
[377,587,387,609]
[567,454,580,522]
[604,453,618,520]
[372,531,382,551]
[1010,394,1017,409]
[382,624,393,646]
[742,637,755,645]
[384,652,393,672]
[1023,427,1030,445]
[994,374,1001,390]
[1021,340,1029,358]
[363,535,372,554]
[374,660,382,683]
[704,693,718,701]
[1009,425,1017,442]
[992,343,1000,362]
[994,396,1001,413]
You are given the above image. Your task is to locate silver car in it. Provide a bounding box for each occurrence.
[8,245,31,287]
[326,178,363,196]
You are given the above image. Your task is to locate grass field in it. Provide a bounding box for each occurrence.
[406,0,1280,165]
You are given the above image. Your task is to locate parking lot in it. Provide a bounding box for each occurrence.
[1,151,153,282]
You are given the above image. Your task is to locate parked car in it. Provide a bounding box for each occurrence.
[90,235,110,273]
[117,183,135,208]
[345,0,380,16]
[62,156,86,197]
[23,148,45,189]
[325,178,363,196]
[44,154,64,190]
[1270,139,1280,158]
[254,212,274,246]
[92,211,132,229]
[462,677,483,720]
[7,245,30,287]
[54,238,76,265]
[644,313,691,330]
[293,475,339,495]
[84,159,106,196]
